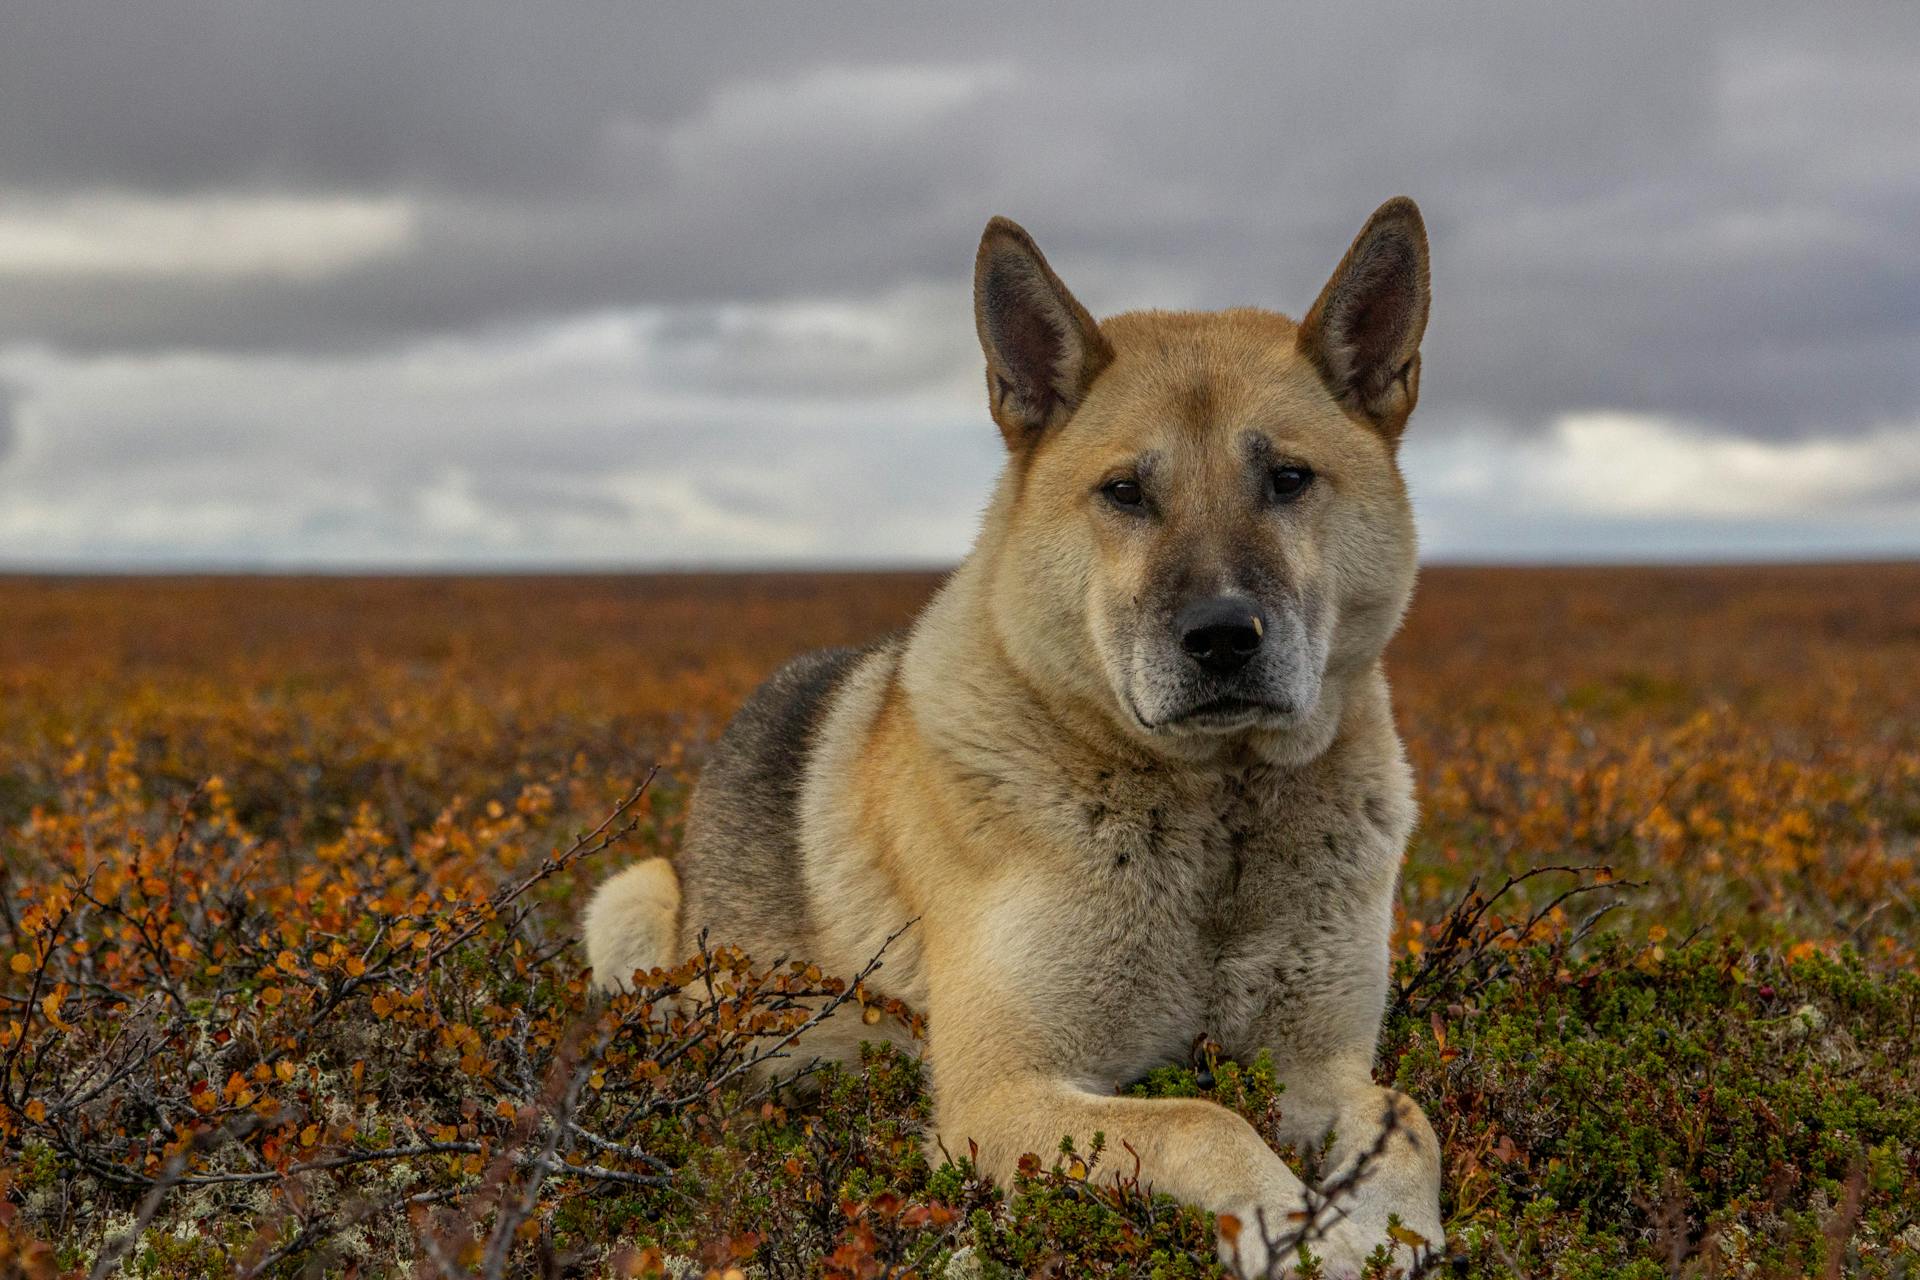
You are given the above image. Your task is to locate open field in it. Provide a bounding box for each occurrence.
[0,566,1916,1277]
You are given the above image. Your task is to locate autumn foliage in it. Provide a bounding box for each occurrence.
[0,566,1915,1277]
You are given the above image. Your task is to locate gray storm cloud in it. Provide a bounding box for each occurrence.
[1,1,1917,567]
[0,385,16,462]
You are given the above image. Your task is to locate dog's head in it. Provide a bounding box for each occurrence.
[973,199,1428,763]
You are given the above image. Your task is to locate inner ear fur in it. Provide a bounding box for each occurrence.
[973,216,1113,451]
[1298,196,1431,441]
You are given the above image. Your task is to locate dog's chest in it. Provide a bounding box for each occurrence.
[1056,759,1400,1078]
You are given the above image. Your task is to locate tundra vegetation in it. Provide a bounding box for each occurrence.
[0,566,1915,1279]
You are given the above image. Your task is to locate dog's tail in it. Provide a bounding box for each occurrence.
[583,858,682,992]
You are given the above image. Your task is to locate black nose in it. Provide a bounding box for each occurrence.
[1177,597,1267,677]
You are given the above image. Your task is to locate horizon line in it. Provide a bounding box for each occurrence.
[3,552,1919,579]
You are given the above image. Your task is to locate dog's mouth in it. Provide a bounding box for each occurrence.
[1140,694,1297,734]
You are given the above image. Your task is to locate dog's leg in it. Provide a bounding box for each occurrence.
[929,946,1330,1279]
[765,998,923,1094]
[933,1071,1318,1278]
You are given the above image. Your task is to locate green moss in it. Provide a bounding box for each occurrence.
[1387,937,1919,1278]
[130,1232,231,1279]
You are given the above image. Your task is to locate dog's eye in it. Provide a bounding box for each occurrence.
[1103,478,1145,508]
[1269,466,1314,503]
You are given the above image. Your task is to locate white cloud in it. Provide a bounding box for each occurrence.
[1408,410,1920,560]
[0,193,416,280]
[663,62,1015,169]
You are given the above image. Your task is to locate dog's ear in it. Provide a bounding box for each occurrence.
[974,217,1113,451]
[1298,197,1430,442]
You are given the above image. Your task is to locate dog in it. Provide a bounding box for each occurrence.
[586,197,1443,1276]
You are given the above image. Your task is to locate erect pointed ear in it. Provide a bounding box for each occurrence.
[1298,197,1431,441]
[973,216,1113,451]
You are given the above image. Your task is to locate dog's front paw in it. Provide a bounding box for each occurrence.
[1218,1206,1441,1279]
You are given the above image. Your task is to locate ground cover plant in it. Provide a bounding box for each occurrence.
[0,566,1915,1278]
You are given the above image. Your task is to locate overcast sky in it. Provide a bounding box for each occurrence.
[2,2,1917,568]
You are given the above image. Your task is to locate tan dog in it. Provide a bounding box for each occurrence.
[587,198,1443,1276]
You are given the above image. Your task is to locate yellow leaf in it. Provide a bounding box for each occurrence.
[1388,1225,1430,1248]
[23,1099,46,1123]
[8,954,32,974]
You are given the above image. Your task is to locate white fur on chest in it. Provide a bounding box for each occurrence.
[1004,749,1412,1086]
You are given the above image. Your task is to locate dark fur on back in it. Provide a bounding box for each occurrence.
[675,644,873,962]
